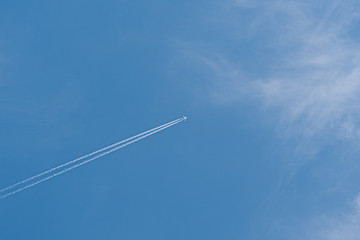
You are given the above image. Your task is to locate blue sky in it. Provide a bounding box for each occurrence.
[1,0,360,239]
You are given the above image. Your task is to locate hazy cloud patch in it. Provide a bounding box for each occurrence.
[196,0,360,139]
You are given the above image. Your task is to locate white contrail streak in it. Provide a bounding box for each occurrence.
[0,118,182,193]
[0,118,184,199]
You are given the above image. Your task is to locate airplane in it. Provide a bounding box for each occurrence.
[183,116,188,121]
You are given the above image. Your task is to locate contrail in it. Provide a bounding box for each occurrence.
[0,117,185,199]
[0,118,182,193]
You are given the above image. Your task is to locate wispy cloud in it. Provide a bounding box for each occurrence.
[255,1,360,138]
[193,0,360,139]
[302,194,360,240]
[176,3,360,237]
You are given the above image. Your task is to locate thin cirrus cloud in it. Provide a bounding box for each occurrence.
[255,0,360,139]
[224,1,360,239]
[178,1,360,238]
[197,0,360,140]
[302,193,360,240]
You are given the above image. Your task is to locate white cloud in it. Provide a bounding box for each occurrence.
[172,1,360,239]
[199,0,360,139]
[302,194,360,240]
[181,2,360,238]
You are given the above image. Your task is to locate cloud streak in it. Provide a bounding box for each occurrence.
[197,0,360,139]
[177,2,360,238]
[302,194,360,240]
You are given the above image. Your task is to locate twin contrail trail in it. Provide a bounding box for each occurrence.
[0,117,186,199]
